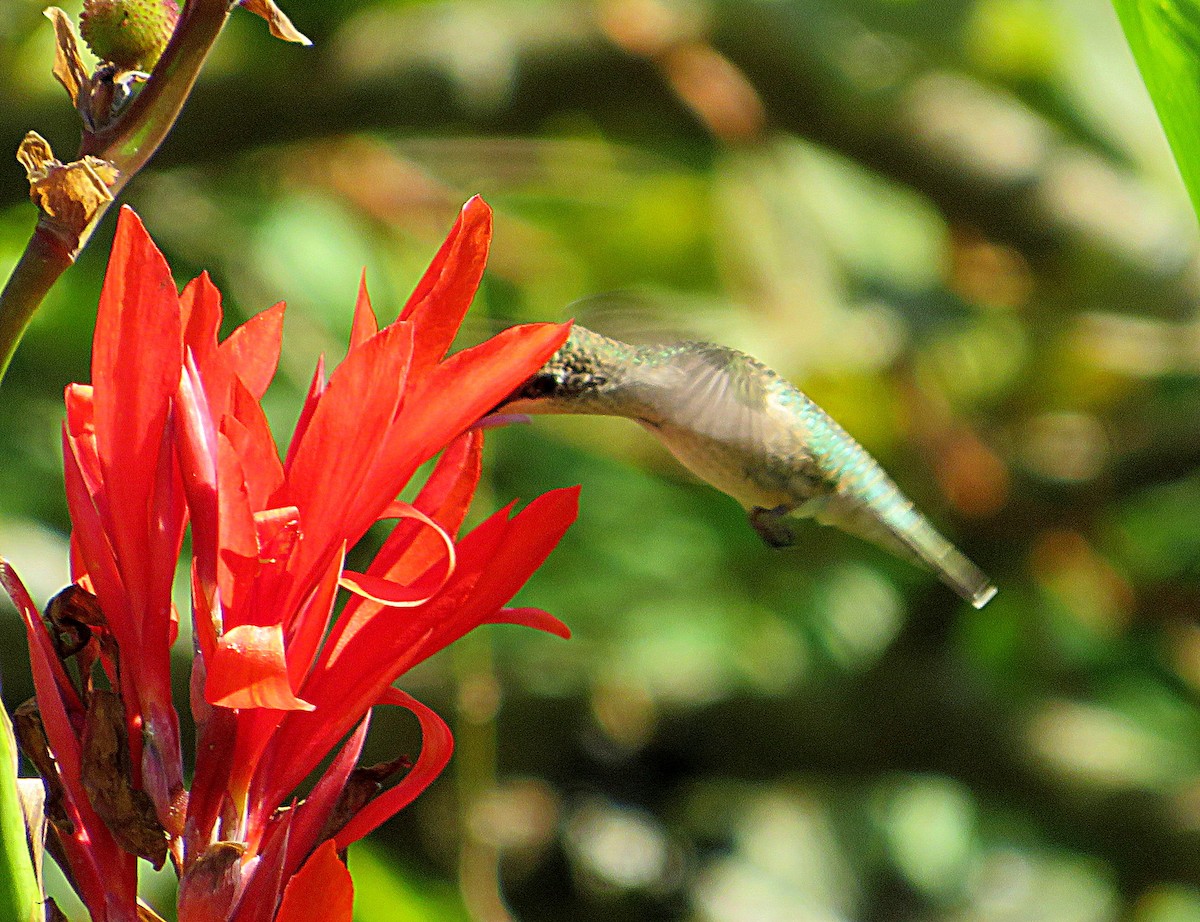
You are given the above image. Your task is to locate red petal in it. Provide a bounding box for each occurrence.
[490,607,571,639]
[337,502,455,607]
[282,322,414,597]
[324,433,481,664]
[332,688,453,847]
[282,354,326,477]
[422,486,579,651]
[348,270,378,351]
[400,196,492,371]
[225,380,286,509]
[176,355,222,655]
[266,489,573,807]
[347,323,569,542]
[92,207,184,613]
[250,509,509,810]
[181,272,222,360]
[62,425,131,648]
[283,715,370,879]
[206,624,314,711]
[399,323,570,468]
[273,841,353,922]
[223,301,286,400]
[284,546,343,689]
[414,428,483,534]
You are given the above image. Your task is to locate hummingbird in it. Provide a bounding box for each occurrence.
[497,325,997,609]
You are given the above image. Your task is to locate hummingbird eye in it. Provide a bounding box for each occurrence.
[522,372,562,398]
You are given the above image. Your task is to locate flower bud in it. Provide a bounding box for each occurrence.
[80,0,180,71]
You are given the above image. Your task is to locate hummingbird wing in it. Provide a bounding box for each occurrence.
[636,344,818,510]
[656,345,774,439]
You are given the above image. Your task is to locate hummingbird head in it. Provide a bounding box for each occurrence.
[493,325,633,415]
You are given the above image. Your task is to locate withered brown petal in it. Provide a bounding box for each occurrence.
[44,8,89,109]
[17,132,119,240]
[12,701,72,833]
[44,584,105,659]
[45,585,106,630]
[240,0,312,45]
[316,754,412,845]
[178,841,245,921]
[81,689,168,869]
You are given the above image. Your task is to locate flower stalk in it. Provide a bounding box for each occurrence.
[0,0,310,385]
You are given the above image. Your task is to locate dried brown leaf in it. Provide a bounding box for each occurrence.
[240,0,312,45]
[11,701,71,834]
[178,841,245,921]
[44,584,105,658]
[317,753,412,845]
[17,132,118,239]
[44,8,90,109]
[81,690,168,869]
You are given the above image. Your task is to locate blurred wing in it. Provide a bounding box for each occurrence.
[570,292,742,347]
[648,345,779,452]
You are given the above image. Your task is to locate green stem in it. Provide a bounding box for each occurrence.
[0,0,236,387]
[0,223,74,383]
[83,0,235,175]
[0,703,40,922]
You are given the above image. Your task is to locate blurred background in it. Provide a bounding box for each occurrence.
[3,0,1200,919]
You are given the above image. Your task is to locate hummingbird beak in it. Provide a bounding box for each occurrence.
[487,369,563,417]
[474,412,532,430]
[488,378,535,416]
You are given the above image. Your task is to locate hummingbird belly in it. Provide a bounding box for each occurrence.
[638,419,802,512]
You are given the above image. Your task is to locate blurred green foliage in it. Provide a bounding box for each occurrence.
[5,0,1200,919]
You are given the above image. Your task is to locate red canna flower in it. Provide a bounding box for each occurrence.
[3,199,577,922]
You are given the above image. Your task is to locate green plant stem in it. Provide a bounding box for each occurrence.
[0,704,39,922]
[0,224,74,383]
[0,0,236,385]
[83,0,233,173]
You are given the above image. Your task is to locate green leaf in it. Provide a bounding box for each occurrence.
[1113,0,1200,223]
[0,702,42,922]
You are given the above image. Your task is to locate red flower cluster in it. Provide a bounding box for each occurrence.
[0,199,576,922]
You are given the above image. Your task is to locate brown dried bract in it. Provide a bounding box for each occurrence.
[317,753,412,845]
[81,689,169,869]
[178,840,245,920]
[12,701,72,834]
[44,584,106,659]
[18,133,119,241]
[240,0,312,45]
[45,8,90,109]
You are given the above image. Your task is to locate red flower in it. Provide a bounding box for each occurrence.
[3,199,576,922]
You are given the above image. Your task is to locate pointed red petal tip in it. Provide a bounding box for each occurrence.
[462,193,491,220]
[349,268,378,351]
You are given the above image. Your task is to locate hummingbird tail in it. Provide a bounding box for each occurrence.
[818,495,997,608]
[882,512,997,609]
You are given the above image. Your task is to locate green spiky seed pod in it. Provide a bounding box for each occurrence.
[80,0,180,71]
